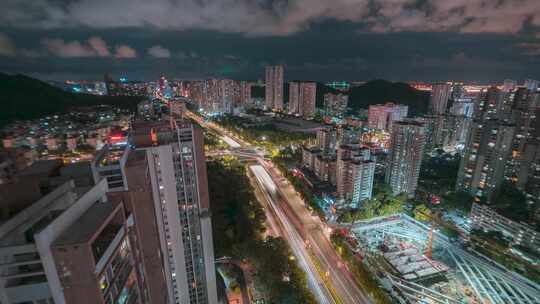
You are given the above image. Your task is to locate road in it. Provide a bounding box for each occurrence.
[187,110,372,304]
[250,165,334,303]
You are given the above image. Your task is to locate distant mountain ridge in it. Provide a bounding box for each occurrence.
[252,79,429,115]
[0,73,142,127]
[348,79,430,114]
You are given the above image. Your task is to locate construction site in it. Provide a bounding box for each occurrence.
[346,214,540,304]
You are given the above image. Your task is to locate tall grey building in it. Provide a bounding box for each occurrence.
[386,120,426,196]
[130,120,218,304]
[429,83,452,115]
[456,120,515,202]
[265,65,284,111]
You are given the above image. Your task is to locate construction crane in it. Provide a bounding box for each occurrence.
[426,225,435,259]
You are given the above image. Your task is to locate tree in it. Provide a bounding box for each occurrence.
[379,196,405,216]
[414,204,432,222]
[493,182,530,223]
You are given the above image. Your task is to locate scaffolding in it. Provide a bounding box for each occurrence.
[350,214,540,304]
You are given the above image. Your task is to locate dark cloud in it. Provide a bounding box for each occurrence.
[0,33,16,56]
[148,45,171,58]
[0,1,539,82]
[1,0,539,36]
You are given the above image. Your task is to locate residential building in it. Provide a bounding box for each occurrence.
[288,82,300,115]
[313,154,337,186]
[368,103,408,132]
[385,120,426,196]
[288,82,316,119]
[430,83,452,115]
[0,180,113,304]
[502,79,517,93]
[449,98,474,118]
[91,144,130,192]
[52,195,140,304]
[129,120,218,304]
[265,66,284,111]
[456,120,515,202]
[524,79,539,92]
[336,144,376,207]
[323,93,348,117]
[316,126,337,154]
[302,146,321,170]
[470,203,539,251]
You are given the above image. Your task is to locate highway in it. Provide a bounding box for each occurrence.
[187,110,372,304]
[250,165,334,304]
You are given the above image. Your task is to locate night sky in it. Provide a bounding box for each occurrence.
[1,0,539,82]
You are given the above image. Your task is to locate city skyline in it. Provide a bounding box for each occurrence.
[1,1,540,81]
[2,2,540,303]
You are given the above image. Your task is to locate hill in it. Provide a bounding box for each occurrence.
[252,80,429,115]
[0,73,143,127]
[348,80,429,114]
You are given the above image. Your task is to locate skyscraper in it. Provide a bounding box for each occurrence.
[368,103,408,132]
[316,126,337,154]
[288,82,300,114]
[429,83,452,115]
[502,79,517,92]
[524,79,539,92]
[336,144,376,207]
[324,93,348,117]
[288,82,316,118]
[130,120,218,304]
[456,120,515,202]
[265,65,284,111]
[300,82,317,119]
[504,88,540,189]
[239,81,252,105]
[385,120,426,196]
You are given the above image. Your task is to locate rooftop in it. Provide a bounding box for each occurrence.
[53,201,119,246]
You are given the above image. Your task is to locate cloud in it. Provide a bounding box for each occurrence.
[148,45,171,58]
[88,36,111,56]
[1,0,539,36]
[41,36,136,58]
[115,45,136,58]
[0,33,16,56]
[41,38,98,57]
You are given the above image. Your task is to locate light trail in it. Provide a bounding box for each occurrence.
[250,165,334,304]
[187,110,372,304]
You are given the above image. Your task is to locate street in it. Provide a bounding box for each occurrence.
[188,110,372,304]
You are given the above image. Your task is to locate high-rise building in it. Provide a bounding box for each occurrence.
[288,82,316,118]
[456,120,515,202]
[316,126,337,154]
[449,97,474,118]
[288,82,300,114]
[265,65,284,111]
[474,87,514,122]
[385,120,426,196]
[429,83,452,115]
[313,154,337,186]
[368,103,408,132]
[502,79,517,93]
[504,88,540,190]
[239,81,252,105]
[129,120,218,304]
[91,143,130,191]
[300,82,316,119]
[336,144,376,207]
[0,178,162,304]
[323,93,348,117]
[451,83,465,100]
[524,79,539,92]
